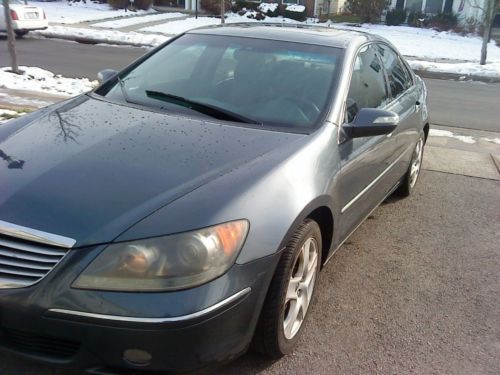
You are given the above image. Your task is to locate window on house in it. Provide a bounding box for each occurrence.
[425,0,444,14]
[405,0,423,12]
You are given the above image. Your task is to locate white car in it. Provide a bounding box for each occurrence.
[0,0,48,37]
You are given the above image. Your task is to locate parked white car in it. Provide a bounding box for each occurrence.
[0,0,48,37]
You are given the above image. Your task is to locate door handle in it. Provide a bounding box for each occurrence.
[415,101,421,110]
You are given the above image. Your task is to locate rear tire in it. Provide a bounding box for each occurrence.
[396,132,425,197]
[15,30,29,38]
[252,219,322,358]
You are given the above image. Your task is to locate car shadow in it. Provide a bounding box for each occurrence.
[213,351,278,374]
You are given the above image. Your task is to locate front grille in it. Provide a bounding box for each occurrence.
[0,328,80,359]
[0,235,69,289]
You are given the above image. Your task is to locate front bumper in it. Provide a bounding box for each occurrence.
[0,245,280,373]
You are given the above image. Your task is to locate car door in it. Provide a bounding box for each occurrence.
[336,43,400,242]
[377,43,422,179]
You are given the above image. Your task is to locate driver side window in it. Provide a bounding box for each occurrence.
[346,44,389,123]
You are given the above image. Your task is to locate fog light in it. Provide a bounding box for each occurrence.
[123,349,152,366]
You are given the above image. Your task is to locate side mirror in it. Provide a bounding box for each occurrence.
[342,108,399,139]
[97,69,118,84]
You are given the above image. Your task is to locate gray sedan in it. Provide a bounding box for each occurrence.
[0,24,428,373]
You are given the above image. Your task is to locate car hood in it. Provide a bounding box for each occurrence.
[0,96,302,247]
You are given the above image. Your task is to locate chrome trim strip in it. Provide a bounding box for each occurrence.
[325,180,401,266]
[341,152,406,214]
[48,287,252,323]
[0,220,76,249]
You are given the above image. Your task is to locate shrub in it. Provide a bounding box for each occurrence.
[108,0,128,9]
[258,2,280,18]
[428,11,458,31]
[284,4,307,22]
[345,0,390,23]
[233,0,260,12]
[134,0,153,10]
[385,8,406,26]
[201,0,232,15]
[407,10,426,27]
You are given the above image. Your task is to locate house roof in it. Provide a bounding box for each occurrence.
[186,23,384,49]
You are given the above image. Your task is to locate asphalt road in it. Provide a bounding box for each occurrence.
[0,170,498,374]
[1,38,500,132]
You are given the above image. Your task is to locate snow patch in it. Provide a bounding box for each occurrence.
[409,60,500,79]
[286,5,306,12]
[34,25,170,47]
[258,3,279,13]
[0,67,97,96]
[429,129,476,144]
[484,138,500,145]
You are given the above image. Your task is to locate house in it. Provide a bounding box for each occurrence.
[388,0,488,24]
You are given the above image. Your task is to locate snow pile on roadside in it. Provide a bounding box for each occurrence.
[0,67,97,96]
[336,23,500,63]
[34,25,170,47]
[33,1,155,25]
[141,13,315,35]
[409,60,500,78]
[92,12,185,29]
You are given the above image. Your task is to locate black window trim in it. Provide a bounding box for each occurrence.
[376,42,415,101]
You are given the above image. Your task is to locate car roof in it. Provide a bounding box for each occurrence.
[186,23,386,49]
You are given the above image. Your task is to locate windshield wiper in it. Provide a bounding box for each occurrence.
[145,90,262,125]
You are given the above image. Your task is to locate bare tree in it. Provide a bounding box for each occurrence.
[469,0,498,65]
[2,0,20,74]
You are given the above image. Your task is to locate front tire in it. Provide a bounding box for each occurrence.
[396,132,425,197]
[253,219,322,358]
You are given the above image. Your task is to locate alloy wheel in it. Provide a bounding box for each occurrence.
[409,137,424,189]
[283,237,319,340]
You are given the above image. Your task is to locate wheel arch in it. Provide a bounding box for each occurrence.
[277,196,335,268]
[423,123,430,142]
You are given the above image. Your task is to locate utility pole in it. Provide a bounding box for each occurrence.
[480,0,498,65]
[2,0,20,74]
[221,0,225,24]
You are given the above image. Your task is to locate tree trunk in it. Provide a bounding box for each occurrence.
[2,0,20,74]
[221,0,225,24]
[480,0,496,65]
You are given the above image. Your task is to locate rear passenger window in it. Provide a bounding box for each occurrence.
[346,44,389,123]
[377,44,413,98]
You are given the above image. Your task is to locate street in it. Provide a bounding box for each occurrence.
[1,37,499,375]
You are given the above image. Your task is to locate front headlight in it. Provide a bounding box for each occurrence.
[73,220,249,292]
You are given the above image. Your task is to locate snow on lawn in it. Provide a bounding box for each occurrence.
[34,25,170,47]
[92,12,185,29]
[140,13,314,35]
[0,67,97,96]
[336,24,500,64]
[32,0,154,25]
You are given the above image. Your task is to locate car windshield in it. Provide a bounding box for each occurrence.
[99,34,342,130]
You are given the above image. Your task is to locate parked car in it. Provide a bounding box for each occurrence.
[0,24,429,373]
[0,0,48,37]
